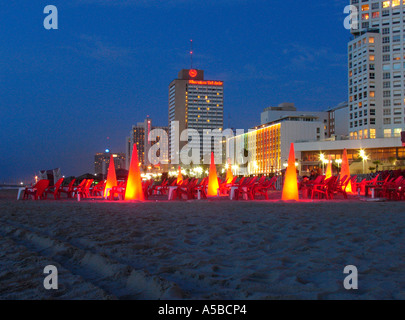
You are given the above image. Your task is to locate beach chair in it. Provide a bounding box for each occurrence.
[150,179,168,196]
[109,181,127,200]
[91,180,106,197]
[235,177,258,200]
[71,179,87,198]
[190,178,208,200]
[77,179,93,199]
[175,178,199,200]
[23,180,50,200]
[383,176,404,200]
[252,176,278,200]
[311,176,338,200]
[218,176,237,196]
[59,178,76,198]
[44,178,64,200]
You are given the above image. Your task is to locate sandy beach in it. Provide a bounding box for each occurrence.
[0,189,404,300]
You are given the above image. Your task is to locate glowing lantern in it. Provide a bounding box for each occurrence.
[325,155,333,180]
[225,158,234,184]
[177,166,183,185]
[207,152,219,197]
[340,148,353,193]
[282,143,299,201]
[104,154,117,198]
[125,144,145,201]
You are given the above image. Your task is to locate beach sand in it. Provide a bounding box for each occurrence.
[0,189,404,300]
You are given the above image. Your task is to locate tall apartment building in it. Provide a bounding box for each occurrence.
[169,69,224,163]
[348,0,405,140]
[126,117,169,169]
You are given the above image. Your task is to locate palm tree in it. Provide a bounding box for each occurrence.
[373,160,382,172]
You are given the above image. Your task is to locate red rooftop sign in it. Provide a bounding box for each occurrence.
[189,80,223,86]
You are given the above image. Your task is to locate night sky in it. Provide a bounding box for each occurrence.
[1,0,349,182]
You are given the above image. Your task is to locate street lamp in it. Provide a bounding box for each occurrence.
[359,149,368,174]
[319,153,326,174]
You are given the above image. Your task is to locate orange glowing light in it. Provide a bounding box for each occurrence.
[282,143,299,201]
[177,166,183,185]
[325,155,333,180]
[340,148,353,194]
[207,152,219,197]
[125,144,145,201]
[189,69,198,78]
[104,154,118,198]
[225,158,233,184]
[189,80,223,86]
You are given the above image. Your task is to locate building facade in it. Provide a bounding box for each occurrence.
[169,69,224,164]
[348,0,405,140]
[126,117,168,169]
[94,152,126,176]
[260,102,348,140]
[228,116,325,176]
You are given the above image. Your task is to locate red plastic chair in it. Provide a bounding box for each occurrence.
[311,176,338,200]
[252,176,278,200]
[59,179,76,198]
[72,179,87,198]
[191,178,208,199]
[23,180,50,200]
[235,177,258,200]
[91,180,106,197]
[44,178,64,200]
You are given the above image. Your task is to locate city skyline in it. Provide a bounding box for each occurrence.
[1,1,349,181]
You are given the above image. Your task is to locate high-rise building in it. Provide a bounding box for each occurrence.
[94,151,126,176]
[126,117,169,169]
[348,0,405,140]
[168,69,224,164]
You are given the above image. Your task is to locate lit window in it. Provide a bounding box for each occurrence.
[382,1,390,8]
[369,55,375,61]
[392,0,400,7]
[361,4,370,11]
[369,37,375,44]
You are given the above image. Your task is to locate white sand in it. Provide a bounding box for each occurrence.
[0,190,404,300]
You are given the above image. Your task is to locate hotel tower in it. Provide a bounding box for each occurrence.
[168,69,224,163]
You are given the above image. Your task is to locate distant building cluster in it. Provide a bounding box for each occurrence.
[94,152,126,176]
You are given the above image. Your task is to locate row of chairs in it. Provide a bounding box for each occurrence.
[307,175,357,200]
[366,175,405,200]
[22,178,101,200]
[165,176,278,201]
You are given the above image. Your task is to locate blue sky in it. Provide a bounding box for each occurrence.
[0,0,350,181]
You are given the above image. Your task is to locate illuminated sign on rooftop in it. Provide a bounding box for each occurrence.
[189,80,223,86]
